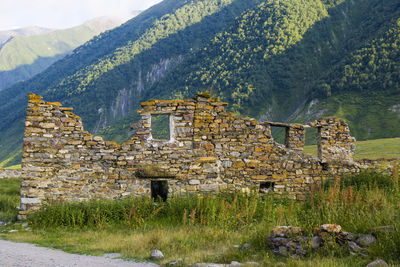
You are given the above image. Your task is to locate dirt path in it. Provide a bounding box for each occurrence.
[0,239,159,267]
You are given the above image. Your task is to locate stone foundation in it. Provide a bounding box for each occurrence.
[20,93,363,219]
[0,169,22,179]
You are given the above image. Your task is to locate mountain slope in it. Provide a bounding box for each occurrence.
[149,0,400,138]
[0,0,400,167]
[0,0,264,166]
[0,15,137,90]
[0,26,52,43]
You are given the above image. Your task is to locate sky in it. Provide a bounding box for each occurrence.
[0,0,163,31]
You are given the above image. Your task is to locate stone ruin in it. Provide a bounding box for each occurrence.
[19,93,360,219]
[0,169,22,179]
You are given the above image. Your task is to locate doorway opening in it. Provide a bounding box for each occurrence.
[259,182,275,193]
[151,180,168,201]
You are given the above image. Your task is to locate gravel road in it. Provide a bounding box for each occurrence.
[0,239,159,267]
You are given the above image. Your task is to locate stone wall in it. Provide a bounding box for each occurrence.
[0,169,21,179]
[20,93,360,219]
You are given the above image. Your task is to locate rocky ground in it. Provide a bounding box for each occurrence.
[0,223,391,267]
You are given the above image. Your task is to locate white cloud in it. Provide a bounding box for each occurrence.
[0,0,163,30]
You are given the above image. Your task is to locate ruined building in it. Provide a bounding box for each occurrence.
[19,93,359,219]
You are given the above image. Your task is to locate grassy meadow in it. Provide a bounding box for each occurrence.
[0,138,399,266]
[304,137,400,160]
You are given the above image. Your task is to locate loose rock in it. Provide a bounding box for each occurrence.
[356,234,376,247]
[338,231,354,243]
[168,258,183,265]
[270,226,302,238]
[278,246,288,256]
[315,224,342,235]
[240,243,252,251]
[194,264,225,267]
[150,250,164,260]
[348,241,362,253]
[365,259,388,267]
[311,236,323,249]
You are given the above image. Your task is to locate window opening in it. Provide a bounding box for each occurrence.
[151,180,168,201]
[259,182,275,193]
[321,162,329,171]
[303,127,319,157]
[151,114,170,140]
[270,126,286,145]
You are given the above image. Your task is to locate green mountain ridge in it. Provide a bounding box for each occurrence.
[0,14,138,90]
[0,26,53,44]
[0,0,399,167]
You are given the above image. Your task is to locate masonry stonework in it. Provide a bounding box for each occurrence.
[0,169,22,179]
[20,93,359,219]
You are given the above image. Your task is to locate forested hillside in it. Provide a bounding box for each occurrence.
[150,0,400,135]
[0,0,263,166]
[0,0,399,167]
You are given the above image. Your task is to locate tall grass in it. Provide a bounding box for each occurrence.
[0,178,20,222]
[17,168,400,264]
[29,193,278,230]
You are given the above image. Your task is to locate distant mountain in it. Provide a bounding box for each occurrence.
[0,26,53,44]
[0,0,399,167]
[0,12,140,90]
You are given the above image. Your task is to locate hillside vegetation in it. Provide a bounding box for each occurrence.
[0,0,399,167]
[0,15,135,91]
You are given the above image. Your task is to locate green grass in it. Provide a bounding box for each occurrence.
[0,150,21,168]
[0,171,399,266]
[0,178,20,222]
[4,165,21,170]
[304,137,400,160]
